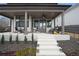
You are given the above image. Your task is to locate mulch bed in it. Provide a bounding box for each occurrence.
[57,39,79,56]
[0,41,37,56]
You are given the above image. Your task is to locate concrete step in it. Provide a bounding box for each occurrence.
[37,39,57,42]
[37,36,55,39]
[37,47,61,50]
[37,33,53,37]
[36,52,65,56]
[37,35,54,38]
[36,50,65,56]
[37,41,58,45]
[38,44,58,46]
[38,49,62,52]
[37,45,61,49]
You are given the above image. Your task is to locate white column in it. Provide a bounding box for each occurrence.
[37,20,39,31]
[38,20,40,32]
[13,16,16,32]
[54,19,55,28]
[61,12,64,34]
[29,15,32,32]
[10,19,11,32]
[45,19,47,33]
[51,19,54,29]
[42,21,43,29]
[33,19,34,32]
[11,20,14,32]
[25,12,27,34]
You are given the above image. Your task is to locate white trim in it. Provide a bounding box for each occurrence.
[0,7,66,8]
[11,20,14,32]
[0,10,64,12]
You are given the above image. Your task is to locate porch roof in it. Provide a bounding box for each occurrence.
[0,3,71,19]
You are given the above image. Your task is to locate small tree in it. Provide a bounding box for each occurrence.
[9,34,12,43]
[32,33,34,43]
[24,35,27,43]
[16,34,19,44]
[1,34,5,44]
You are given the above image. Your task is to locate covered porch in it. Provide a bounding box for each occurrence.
[0,3,71,34]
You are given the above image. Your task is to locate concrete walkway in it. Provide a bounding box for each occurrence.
[35,33,66,56]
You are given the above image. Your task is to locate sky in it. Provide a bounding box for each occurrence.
[0,15,9,20]
[58,3,76,5]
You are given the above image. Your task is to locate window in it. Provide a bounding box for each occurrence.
[47,21,51,27]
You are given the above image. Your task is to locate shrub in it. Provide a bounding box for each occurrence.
[16,35,19,44]
[32,33,34,43]
[24,35,27,43]
[9,34,12,43]
[1,34,5,44]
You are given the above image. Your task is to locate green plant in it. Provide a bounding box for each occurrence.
[24,35,27,43]
[9,34,12,43]
[1,34,5,44]
[16,34,19,44]
[16,48,36,56]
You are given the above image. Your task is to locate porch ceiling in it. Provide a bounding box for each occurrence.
[29,12,61,19]
[0,12,25,19]
[0,3,71,19]
[0,12,61,19]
